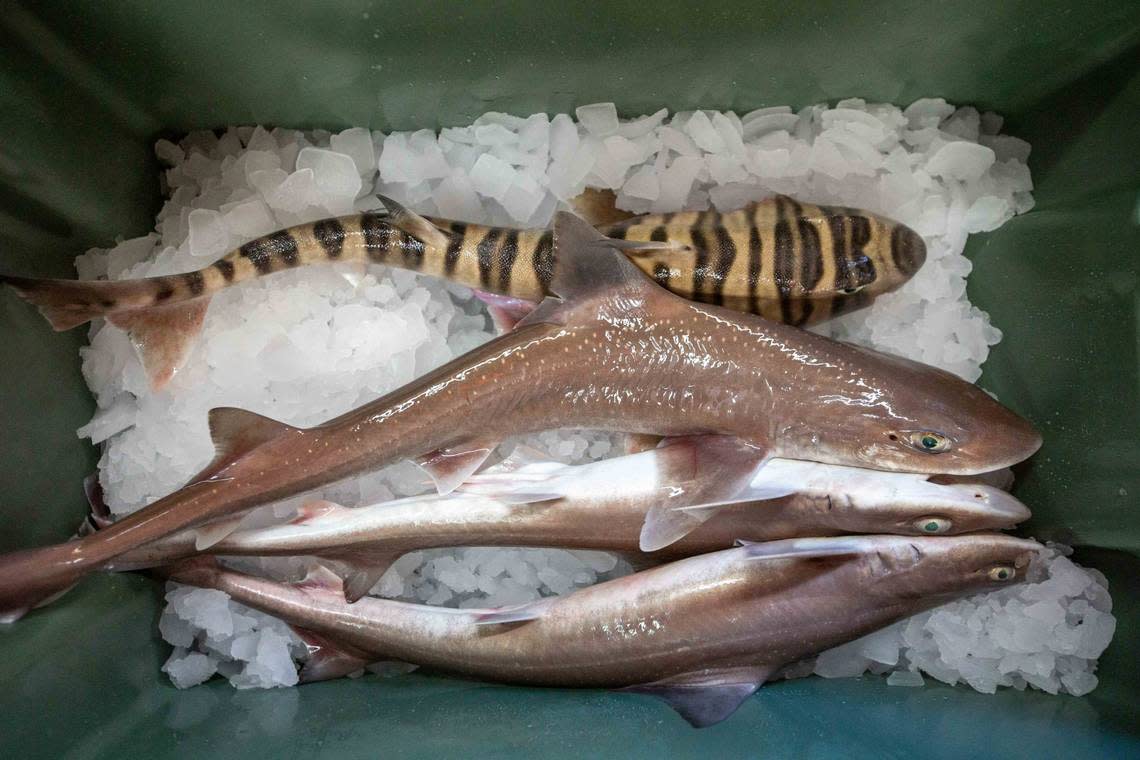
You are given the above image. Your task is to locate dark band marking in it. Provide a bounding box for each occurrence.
[653,262,672,288]
[825,212,851,290]
[649,225,668,243]
[747,224,762,314]
[533,230,555,292]
[607,223,629,241]
[795,218,823,325]
[850,215,875,286]
[312,218,346,259]
[360,212,391,263]
[183,271,206,297]
[498,229,520,292]
[711,226,737,306]
[773,198,796,324]
[891,225,924,275]
[240,230,299,273]
[690,227,712,303]
[476,228,502,289]
[155,282,175,302]
[399,231,426,269]
[444,223,466,275]
[214,260,235,282]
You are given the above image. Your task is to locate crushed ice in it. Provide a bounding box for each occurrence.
[73,101,1111,694]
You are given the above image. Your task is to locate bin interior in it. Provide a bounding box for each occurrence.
[0,2,1137,756]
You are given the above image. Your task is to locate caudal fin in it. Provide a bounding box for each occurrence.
[0,544,90,623]
[1,274,210,390]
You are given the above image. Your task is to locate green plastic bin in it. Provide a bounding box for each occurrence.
[0,1,1137,756]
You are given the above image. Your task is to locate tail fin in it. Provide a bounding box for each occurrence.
[1,274,210,390]
[0,544,90,623]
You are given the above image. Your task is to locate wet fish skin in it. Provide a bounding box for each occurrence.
[100,448,1032,589]
[163,533,1042,726]
[0,212,1035,620]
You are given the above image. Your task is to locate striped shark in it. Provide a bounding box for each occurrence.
[1,193,925,388]
[0,211,1034,621]
[161,533,1043,726]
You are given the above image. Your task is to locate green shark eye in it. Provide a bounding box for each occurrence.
[988,566,1014,582]
[915,517,951,534]
[904,431,951,453]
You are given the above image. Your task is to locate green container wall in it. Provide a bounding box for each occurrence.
[0,1,1137,756]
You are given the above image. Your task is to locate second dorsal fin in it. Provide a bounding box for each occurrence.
[188,407,300,485]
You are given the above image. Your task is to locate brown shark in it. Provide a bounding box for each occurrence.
[160,533,1043,727]
[0,212,1036,621]
[104,443,1032,602]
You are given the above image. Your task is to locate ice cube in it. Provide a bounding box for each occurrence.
[295,147,363,202]
[925,142,996,182]
[469,153,518,200]
[575,102,619,137]
[887,670,926,687]
[187,208,231,259]
[622,165,660,200]
[330,127,378,176]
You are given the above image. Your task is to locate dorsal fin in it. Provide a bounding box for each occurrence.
[188,407,298,485]
[549,210,657,300]
[516,211,663,329]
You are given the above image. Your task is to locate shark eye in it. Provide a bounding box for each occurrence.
[904,431,951,453]
[988,565,1015,582]
[914,517,952,534]
[841,284,865,294]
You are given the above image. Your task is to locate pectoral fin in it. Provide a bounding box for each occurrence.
[316,548,404,604]
[415,437,499,494]
[472,598,554,627]
[473,290,538,333]
[375,194,452,251]
[293,627,374,683]
[620,666,773,728]
[109,298,212,391]
[457,449,573,503]
[638,435,777,552]
[739,536,869,560]
[289,500,352,525]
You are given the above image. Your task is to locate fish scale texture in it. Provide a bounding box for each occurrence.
[69,100,1111,692]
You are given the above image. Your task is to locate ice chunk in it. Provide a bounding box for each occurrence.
[887,670,925,687]
[154,138,185,166]
[904,98,955,128]
[575,102,619,137]
[686,110,726,153]
[963,196,1013,233]
[224,199,279,239]
[187,209,231,260]
[432,170,484,221]
[295,147,363,202]
[163,650,218,689]
[469,153,518,201]
[330,127,378,176]
[549,113,579,163]
[926,142,996,182]
[622,165,660,200]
